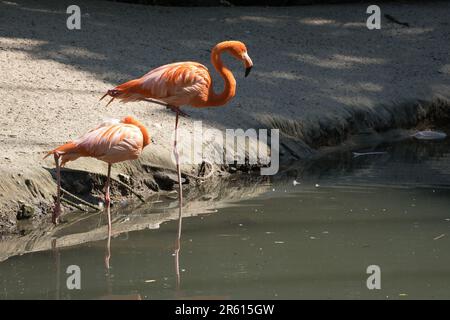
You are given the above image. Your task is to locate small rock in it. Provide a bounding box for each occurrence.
[17,204,35,220]
[143,178,159,191]
[118,173,131,185]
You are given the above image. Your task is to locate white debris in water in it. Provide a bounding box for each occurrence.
[293,180,300,186]
[315,184,320,188]
[412,130,447,140]
[272,188,275,192]
[144,280,156,283]
[352,151,387,158]
[433,234,446,241]
[309,236,317,240]
[274,241,284,244]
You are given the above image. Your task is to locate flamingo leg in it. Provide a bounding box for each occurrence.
[104,206,112,270]
[105,97,115,107]
[141,98,189,117]
[173,109,183,289]
[167,105,190,118]
[105,164,112,231]
[53,154,62,224]
[104,164,112,270]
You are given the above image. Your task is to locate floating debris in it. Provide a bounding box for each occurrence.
[144,280,156,283]
[293,180,300,186]
[412,130,447,140]
[315,184,320,188]
[352,151,387,158]
[433,234,445,241]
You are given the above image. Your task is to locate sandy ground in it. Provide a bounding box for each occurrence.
[0,0,449,230]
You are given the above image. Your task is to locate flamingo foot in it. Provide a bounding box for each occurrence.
[167,105,190,118]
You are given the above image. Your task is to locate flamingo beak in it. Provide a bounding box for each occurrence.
[243,52,253,78]
[245,66,252,77]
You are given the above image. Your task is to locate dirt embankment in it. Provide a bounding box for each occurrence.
[1,0,449,233]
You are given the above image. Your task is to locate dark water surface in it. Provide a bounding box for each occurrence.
[1,136,450,299]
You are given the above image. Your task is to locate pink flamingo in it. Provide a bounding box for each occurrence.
[45,116,150,225]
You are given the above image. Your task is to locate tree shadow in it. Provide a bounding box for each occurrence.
[2,0,450,147]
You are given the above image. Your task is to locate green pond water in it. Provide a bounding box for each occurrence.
[1,136,450,299]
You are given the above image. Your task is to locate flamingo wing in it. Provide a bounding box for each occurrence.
[114,62,211,106]
[46,120,144,165]
[75,121,144,163]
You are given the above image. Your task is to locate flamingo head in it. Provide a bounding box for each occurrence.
[219,41,253,77]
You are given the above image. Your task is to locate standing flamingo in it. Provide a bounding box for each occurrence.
[100,40,253,285]
[45,116,150,225]
[100,40,253,113]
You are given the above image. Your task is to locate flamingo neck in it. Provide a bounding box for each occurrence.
[122,116,150,147]
[207,43,236,106]
[139,125,151,147]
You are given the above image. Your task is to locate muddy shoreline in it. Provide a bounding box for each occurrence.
[1,96,449,236]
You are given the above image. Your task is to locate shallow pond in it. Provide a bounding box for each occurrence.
[1,136,450,299]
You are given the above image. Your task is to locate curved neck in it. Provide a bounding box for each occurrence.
[122,117,150,147]
[139,125,151,147]
[207,44,236,106]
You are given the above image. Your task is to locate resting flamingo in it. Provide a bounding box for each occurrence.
[100,40,253,284]
[45,116,150,225]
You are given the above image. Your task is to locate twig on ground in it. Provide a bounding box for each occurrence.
[113,178,146,203]
[61,197,88,212]
[60,187,100,211]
